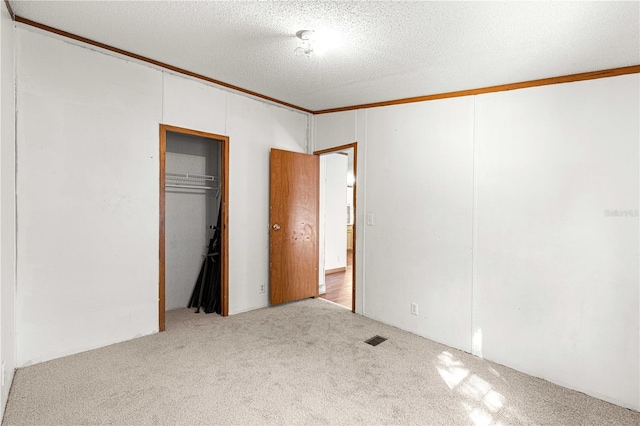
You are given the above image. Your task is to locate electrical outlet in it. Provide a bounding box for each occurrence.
[259,283,265,293]
[411,303,418,316]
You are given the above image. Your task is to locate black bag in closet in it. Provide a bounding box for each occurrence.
[188,204,222,314]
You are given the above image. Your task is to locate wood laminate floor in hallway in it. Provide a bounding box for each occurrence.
[319,250,352,309]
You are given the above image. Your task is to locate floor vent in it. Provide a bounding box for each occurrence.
[365,335,387,346]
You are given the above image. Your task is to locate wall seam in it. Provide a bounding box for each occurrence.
[12,19,17,371]
[354,108,357,142]
[224,91,228,136]
[307,113,313,154]
[471,95,479,357]
[360,109,367,316]
[160,71,164,123]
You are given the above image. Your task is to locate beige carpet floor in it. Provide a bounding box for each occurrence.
[3,298,638,425]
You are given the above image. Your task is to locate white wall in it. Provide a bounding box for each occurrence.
[0,4,16,418]
[16,29,162,365]
[365,98,475,352]
[313,74,640,410]
[323,153,348,271]
[15,27,310,366]
[474,76,639,409]
[165,152,208,310]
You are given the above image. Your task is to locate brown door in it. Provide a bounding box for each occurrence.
[269,149,319,305]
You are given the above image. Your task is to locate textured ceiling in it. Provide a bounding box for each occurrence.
[9,1,640,112]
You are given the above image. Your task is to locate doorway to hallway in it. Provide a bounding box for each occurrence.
[314,143,357,312]
[319,249,353,309]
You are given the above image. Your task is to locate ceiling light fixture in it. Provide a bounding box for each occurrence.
[294,30,315,57]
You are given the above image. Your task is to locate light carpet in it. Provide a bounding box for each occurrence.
[3,299,638,425]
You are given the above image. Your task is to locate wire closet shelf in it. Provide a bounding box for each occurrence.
[166,172,219,190]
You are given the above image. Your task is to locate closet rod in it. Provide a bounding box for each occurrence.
[166,172,217,181]
[166,184,214,190]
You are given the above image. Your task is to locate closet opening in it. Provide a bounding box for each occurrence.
[159,124,229,332]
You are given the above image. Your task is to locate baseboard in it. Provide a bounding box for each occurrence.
[325,267,346,275]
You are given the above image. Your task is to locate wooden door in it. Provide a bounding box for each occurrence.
[269,149,319,305]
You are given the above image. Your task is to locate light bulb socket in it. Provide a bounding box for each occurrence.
[296,30,314,41]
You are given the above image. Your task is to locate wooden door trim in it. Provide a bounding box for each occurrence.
[313,142,358,313]
[159,124,230,332]
[159,127,166,330]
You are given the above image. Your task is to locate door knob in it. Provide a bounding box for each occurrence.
[273,224,281,230]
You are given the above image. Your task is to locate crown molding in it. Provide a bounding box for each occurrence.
[10,5,640,116]
[14,16,313,114]
[314,65,640,114]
